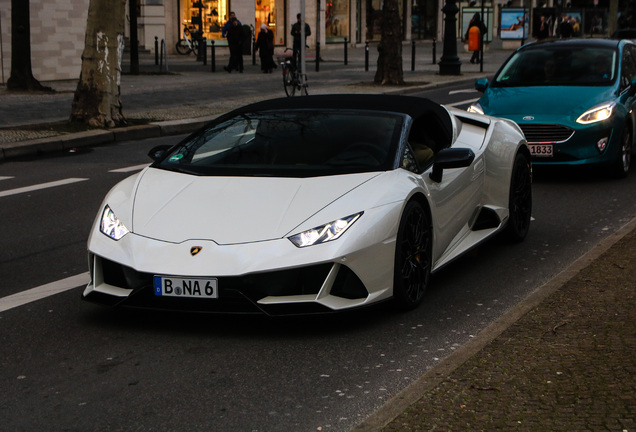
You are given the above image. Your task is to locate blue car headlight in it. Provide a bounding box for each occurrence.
[288,213,362,248]
[576,101,616,124]
[100,205,129,240]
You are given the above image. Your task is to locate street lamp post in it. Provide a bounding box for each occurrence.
[438,0,462,75]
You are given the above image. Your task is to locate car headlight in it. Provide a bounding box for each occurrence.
[100,205,129,240]
[288,213,362,248]
[576,102,616,124]
[467,103,484,115]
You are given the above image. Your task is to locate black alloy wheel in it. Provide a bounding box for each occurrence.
[505,152,532,242]
[393,200,432,310]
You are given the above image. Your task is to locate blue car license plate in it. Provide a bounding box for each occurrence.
[529,144,553,157]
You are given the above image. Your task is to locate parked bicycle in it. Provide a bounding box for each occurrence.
[279,48,308,97]
[176,24,201,56]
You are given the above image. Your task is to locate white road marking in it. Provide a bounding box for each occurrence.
[446,98,479,107]
[448,89,479,95]
[0,272,89,313]
[0,176,14,181]
[109,164,149,173]
[0,178,89,198]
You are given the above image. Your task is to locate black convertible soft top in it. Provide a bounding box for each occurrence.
[220,94,454,149]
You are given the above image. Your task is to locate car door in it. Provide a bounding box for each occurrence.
[410,119,487,265]
[619,43,636,134]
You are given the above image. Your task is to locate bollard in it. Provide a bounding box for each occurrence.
[160,39,168,73]
[210,40,216,72]
[432,38,437,64]
[159,39,164,70]
[196,33,204,62]
[202,38,207,66]
[344,37,348,65]
[316,42,320,72]
[155,37,159,65]
[411,40,416,71]
[252,34,256,66]
[365,41,369,72]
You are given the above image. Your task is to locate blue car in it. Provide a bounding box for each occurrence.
[469,38,636,177]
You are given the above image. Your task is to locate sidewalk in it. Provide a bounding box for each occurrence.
[364,217,636,432]
[0,41,509,160]
[2,41,635,432]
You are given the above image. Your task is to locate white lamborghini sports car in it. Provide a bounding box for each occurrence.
[83,95,531,315]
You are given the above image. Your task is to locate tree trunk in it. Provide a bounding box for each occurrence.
[374,0,405,85]
[70,0,127,128]
[7,0,51,91]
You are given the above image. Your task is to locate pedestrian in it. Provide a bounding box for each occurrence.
[291,13,311,70]
[224,17,244,73]
[222,11,241,38]
[465,13,486,64]
[255,24,276,73]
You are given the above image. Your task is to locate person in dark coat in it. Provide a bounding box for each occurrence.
[255,24,276,73]
[224,17,244,73]
[291,13,311,69]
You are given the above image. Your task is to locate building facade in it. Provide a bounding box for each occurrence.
[0,0,622,84]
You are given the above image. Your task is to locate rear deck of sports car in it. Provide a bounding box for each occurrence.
[84,257,370,316]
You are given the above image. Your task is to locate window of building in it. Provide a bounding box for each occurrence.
[256,0,281,46]
[326,0,350,43]
[181,0,228,40]
[412,0,437,40]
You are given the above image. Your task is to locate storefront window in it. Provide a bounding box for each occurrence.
[326,0,350,43]
[256,0,281,46]
[181,0,228,40]
[412,0,437,40]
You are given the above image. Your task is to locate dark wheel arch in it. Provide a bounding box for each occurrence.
[393,197,433,311]
[504,150,532,242]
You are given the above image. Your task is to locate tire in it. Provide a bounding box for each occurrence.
[610,124,632,178]
[504,152,532,242]
[393,200,432,310]
[283,70,296,97]
[176,40,191,55]
[191,39,200,57]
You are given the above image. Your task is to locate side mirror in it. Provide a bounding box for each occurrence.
[430,148,475,183]
[148,145,172,161]
[475,78,489,93]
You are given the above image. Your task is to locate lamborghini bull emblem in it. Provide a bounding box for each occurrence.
[190,246,203,256]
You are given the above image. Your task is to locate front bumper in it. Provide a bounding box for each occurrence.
[519,121,621,167]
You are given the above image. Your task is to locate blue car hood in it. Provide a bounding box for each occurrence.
[479,85,617,121]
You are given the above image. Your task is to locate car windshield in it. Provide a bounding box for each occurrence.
[154,110,404,177]
[493,45,617,87]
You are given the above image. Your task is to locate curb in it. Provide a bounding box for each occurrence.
[351,215,636,432]
[0,118,217,161]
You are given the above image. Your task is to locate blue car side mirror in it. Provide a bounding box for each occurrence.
[475,78,489,93]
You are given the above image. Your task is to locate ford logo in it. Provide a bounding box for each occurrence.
[522,116,535,121]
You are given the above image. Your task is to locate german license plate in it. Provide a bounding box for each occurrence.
[154,276,218,298]
[529,144,553,157]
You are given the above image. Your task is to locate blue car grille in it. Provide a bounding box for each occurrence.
[519,124,574,143]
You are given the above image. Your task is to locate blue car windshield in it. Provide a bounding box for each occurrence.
[154,110,404,177]
[493,46,617,87]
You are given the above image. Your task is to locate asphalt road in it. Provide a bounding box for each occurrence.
[2,87,636,431]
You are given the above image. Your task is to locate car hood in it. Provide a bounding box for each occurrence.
[130,168,381,244]
[480,85,617,120]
